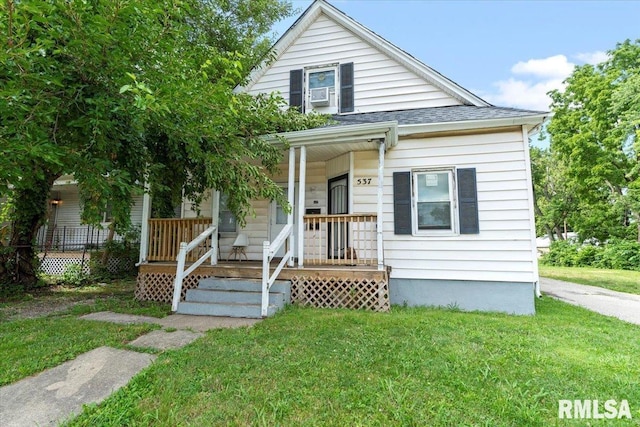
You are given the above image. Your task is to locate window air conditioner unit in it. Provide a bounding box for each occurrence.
[310,87,330,106]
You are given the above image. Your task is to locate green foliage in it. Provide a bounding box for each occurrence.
[90,226,140,279]
[60,263,90,287]
[0,0,328,285]
[546,39,640,243]
[540,239,640,271]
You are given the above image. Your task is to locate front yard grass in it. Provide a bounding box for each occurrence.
[67,298,640,426]
[0,279,170,386]
[539,265,640,295]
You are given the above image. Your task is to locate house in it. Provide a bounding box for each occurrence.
[36,175,145,274]
[134,0,547,316]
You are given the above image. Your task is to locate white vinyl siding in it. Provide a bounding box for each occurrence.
[353,128,536,283]
[52,184,144,228]
[246,14,462,113]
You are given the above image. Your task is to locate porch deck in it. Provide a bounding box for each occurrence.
[136,261,390,312]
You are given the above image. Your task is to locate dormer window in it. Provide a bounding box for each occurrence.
[289,62,354,114]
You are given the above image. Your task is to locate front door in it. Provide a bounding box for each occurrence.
[328,174,348,258]
[269,187,297,258]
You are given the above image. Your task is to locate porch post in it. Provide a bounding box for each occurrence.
[211,190,220,265]
[297,145,306,267]
[287,147,296,267]
[377,141,385,271]
[138,186,151,265]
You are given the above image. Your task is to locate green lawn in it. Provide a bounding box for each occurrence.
[67,299,640,426]
[0,279,170,386]
[539,265,640,295]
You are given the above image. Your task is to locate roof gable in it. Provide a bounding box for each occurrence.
[240,0,489,108]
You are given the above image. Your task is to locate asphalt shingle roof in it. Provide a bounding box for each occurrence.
[329,105,547,127]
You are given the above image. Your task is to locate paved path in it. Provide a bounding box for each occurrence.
[540,277,640,326]
[0,312,260,427]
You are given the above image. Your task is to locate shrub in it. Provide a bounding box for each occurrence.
[60,263,90,287]
[541,238,640,271]
[597,239,640,271]
[540,240,579,267]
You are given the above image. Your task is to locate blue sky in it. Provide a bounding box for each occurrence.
[272,0,640,112]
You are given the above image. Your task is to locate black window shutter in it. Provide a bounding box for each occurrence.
[457,168,479,234]
[393,172,412,234]
[289,69,303,112]
[340,62,354,113]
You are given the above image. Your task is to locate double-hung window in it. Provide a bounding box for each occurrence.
[393,168,479,236]
[414,169,455,233]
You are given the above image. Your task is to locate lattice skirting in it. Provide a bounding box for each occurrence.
[290,275,390,312]
[135,272,209,303]
[38,255,91,275]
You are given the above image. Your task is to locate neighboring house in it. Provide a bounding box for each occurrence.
[35,175,145,274]
[135,0,547,316]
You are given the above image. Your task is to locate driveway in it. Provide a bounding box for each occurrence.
[540,277,640,326]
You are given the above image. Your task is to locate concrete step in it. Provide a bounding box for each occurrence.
[198,278,290,300]
[176,301,279,318]
[185,288,286,306]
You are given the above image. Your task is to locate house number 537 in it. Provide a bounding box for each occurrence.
[356,178,372,185]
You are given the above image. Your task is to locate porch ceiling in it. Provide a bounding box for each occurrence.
[268,121,398,163]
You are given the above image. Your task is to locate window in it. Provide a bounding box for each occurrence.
[218,194,236,233]
[289,62,354,113]
[393,168,479,235]
[306,66,337,112]
[414,170,455,232]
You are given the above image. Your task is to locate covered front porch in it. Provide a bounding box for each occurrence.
[135,121,398,316]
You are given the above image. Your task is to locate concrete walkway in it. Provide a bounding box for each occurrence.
[540,277,640,326]
[0,312,260,427]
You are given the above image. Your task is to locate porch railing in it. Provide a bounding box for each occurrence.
[148,218,213,262]
[303,213,378,266]
[261,223,293,317]
[172,225,218,311]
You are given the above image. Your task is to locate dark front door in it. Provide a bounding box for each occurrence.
[328,174,348,258]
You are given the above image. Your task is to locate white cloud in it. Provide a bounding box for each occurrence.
[484,77,565,111]
[574,51,609,65]
[511,54,575,79]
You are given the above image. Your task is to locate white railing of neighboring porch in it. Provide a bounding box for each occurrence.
[172,225,218,311]
[261,223,293,317]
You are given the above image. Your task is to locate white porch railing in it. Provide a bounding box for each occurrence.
[261,223,293,317]
[172,225,217,311]
[303,213,379,266]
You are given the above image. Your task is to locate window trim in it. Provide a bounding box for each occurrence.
[304,64,339,113]
[411,168,459,236]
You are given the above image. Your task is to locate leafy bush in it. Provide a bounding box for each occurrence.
[597,239,640,271]
[60,263,90,287]
[540,240,579,267]
[541,238,640,271]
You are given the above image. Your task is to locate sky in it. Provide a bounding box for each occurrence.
[272,0,640,112]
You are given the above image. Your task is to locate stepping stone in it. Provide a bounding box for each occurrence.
[0,347,155,427]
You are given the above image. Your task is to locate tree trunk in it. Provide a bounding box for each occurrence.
[0,173,57,289]
[554,225,565,241]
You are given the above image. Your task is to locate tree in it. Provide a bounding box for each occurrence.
[547,39,640,243]
[530,146,576,240]
[0,0,327,288]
